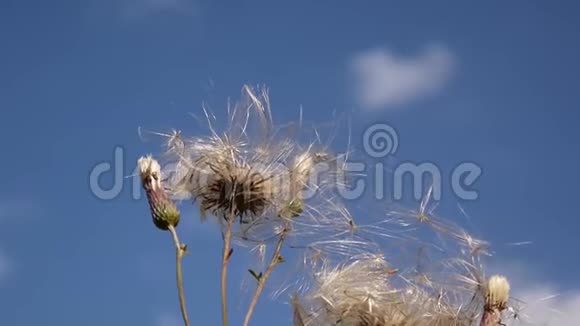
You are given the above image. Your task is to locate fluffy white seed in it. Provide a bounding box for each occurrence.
[485,275,510,310]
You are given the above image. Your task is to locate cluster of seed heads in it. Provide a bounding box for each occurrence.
[136,85,517,326]
[293,255,512,326]
[290,194,516,326]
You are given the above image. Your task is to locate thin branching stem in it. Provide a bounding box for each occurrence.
[480,308,501,326]
[167,225,190,326]
[220,214,235,326]
[243,226,288,326]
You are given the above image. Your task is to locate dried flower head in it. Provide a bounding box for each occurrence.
[291,188,511,326]
[200,161,272,222]
[155,85,351,245]
[485,274,510,311]
[159,87,285,225]
[293,255,480,326]
[138,155,180,230]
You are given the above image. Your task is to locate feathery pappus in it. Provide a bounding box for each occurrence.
[291,189,517,326]
[293,255,513,326]
[144,85,352,244]
[134,84,523,326]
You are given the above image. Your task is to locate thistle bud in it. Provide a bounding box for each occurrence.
[138,155,180,230]
[485,274,510,311]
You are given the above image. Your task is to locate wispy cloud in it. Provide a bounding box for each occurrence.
[491,261,580,325]
[510,286,580,325]
[350,44,454,111]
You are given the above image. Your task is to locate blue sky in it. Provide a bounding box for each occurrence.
[1,0,579,325]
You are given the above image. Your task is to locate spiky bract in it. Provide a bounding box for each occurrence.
[138,155,180,230]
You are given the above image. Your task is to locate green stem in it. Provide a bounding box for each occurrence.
[243,228,287,326]
[168,225,190,326]
[220,215,235,326]
[480,308,501,326]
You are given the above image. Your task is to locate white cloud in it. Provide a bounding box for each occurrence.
[507,286,580,325]
[489,261,580,325]
[350,44,454,111]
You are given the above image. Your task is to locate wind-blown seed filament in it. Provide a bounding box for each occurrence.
[135,84,522,326]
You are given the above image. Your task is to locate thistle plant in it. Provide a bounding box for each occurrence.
[135,85,521,326]
[138,155,190,326]
[481,275,511,326]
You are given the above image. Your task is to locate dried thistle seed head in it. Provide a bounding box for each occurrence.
[287,151,317,207]
[289,151,331,194]
[485,274,510,311]
[199,163,272,222]
[302,257,402,324]
[295,250,485,326]
[291,152,315,185]
[138,155,180,230]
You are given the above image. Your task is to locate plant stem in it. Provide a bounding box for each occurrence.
[167,225,190,326]
[243,228,288,326]
[220,215,235,326]
[479,308,501,326]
